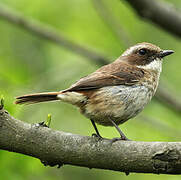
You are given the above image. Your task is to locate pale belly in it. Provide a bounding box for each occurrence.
[82,85,154,126]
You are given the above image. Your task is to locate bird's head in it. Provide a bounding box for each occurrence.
[121,42,174,72]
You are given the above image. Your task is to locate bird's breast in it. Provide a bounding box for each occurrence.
[81,82,157,126]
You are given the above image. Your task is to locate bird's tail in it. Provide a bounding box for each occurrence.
[15,91,61,105]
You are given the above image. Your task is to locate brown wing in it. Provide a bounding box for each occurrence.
[65,61,145,92]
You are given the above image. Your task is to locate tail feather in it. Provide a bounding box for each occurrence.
[15,92,61,105]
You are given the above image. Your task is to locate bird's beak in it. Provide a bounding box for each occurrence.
[159,50,174,58]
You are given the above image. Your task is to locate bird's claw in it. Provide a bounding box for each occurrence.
[92,133,104,141]
[110,136,131,143]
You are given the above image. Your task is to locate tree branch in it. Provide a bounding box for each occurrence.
[0,4,108,66]
[125,0,181,39]
[156,85,181,114]
[92,0,132,47]
[0,3,180,114]
[1,2,180,174]
[1,107,181,175]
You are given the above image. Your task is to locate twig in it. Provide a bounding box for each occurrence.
[92,0,132,47]
[0,4,108,66]
[138,115,181,139]
[156,85,181,114]
[1,107,181,174]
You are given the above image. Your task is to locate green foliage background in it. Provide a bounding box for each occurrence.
[0,0,181,179]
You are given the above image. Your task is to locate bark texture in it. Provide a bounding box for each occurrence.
[0,108,181,175]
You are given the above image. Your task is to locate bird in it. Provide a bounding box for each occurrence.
[15,42,174,141]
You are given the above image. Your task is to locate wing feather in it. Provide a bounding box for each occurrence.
[65,61,145,92]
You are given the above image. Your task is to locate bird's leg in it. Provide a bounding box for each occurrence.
[108,118,130,142]
[91,119,103,139]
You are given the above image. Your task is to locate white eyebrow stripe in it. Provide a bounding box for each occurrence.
[122,43,161,57]
[122,44,149,56]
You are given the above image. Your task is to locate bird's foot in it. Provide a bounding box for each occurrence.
[92,133,104,141]
[110,136,131,143]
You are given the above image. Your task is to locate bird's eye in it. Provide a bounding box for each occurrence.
[138,48,147,55]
